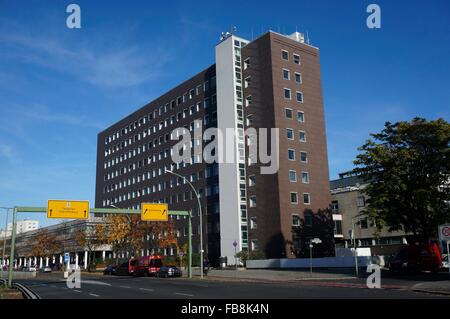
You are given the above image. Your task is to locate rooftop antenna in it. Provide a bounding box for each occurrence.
[306,30,310,44]
[251,26,254,40]
[230,25,237,35]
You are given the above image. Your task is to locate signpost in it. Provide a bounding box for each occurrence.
[141,203,168,221]
[47,200,89,219]
[233,240,238,276]
[7,204,193,287]
[438,225,450,277]
[309,238,322,276]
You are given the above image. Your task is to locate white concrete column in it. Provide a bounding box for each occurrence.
[102,251,106,261]
[52,255,55,264]
[59,255,63,265]
[402,237,408,244]
[34,256,37,266]
[46,257,49,267]
[113,252,116,259]
[19,258,22,267]
[39,257,43,269]
[372,239,377,246]
[84,251,88,269]
[75,253,79,269]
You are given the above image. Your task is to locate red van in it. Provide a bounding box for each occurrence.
[135,255,163,277]
[388,243,442,274]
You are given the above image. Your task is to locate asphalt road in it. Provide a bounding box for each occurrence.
[15,273,449,299]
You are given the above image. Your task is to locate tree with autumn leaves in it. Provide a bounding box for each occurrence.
[28,229,62,260]
[95,214,179,263]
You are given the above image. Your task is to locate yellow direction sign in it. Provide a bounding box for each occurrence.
[141,203,168,221]
[47,200,89,219]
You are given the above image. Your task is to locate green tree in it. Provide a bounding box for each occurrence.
[352,118,450,242]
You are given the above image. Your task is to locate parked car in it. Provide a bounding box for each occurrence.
[22,266,37,272]
[135,255,163,277]
[388,243,442,274]
[113,258,139,276]
[40,267,52,273]
[156,265,182,278]
[103,264,118,275]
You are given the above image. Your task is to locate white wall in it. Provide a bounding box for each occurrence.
[247,256,374,269]
[215,35,246,264]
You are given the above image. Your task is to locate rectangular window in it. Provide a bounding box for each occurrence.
[284,88,291,100]
[251,239,259,251]
[299,131,306,142]
[300,151,308,163]
[248,175,256,187]
[250,217,257,229]
[245,95,252,107]
[290,192,298,204]
[285,108,293,119]
[331,200,339,212]
[244,76,251,88]
[282,50,289,60]
[304,212,312,226]
[303,193,311,205]
[286,128,294,140]
[292,215,301,227]
[293,54,300,65]
[246,114,253,126]
[296,91,304,103]
[283,69,290,80]
[289,170,297,182]
[360,217,369,229]
[301,172,309,184]
[295,72,302,83]
[297,111,305,122]
[249,196,257,207]
[244,58,250,70]
[288,149,295,161]
[357,196,366,207]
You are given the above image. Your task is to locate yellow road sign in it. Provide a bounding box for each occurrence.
[47,200,89,219]
[141,203,168,221]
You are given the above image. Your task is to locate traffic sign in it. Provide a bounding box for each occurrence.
[439,225,450,241]
[141,203,168,221]
[311,238,322,244]
[47,200,89,219]
[64,253,70,263]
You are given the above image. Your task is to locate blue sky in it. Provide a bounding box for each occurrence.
[0,0,449,227]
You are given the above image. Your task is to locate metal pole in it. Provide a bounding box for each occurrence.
[1,208,10,281]
[447,240,450,278]
[7,207,17,288]
[165,169,203,279]
[188,211,192,279]
[310,243,313,276]
[352,218,359,277]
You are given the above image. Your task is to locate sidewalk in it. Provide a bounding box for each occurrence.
[190,268,357,282]
[411,281,450,296]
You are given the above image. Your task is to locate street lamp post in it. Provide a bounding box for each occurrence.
[1,207,12,283]
[165,168,204,279]
[351,214,365,278]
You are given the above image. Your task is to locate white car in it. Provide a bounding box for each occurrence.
[442,255,449,269]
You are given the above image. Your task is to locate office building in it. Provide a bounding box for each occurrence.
[95,30,331,265]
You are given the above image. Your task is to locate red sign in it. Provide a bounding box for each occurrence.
[442,226,450,237]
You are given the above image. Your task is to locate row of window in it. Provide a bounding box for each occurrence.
[288,170,309,184]
[104,164,218,194]
[248,192,311,207]
[283,88,303,102]
[287,149,308,162]
[104,99,217,158]
[285,109,305,122]
[287,128,307,142]
[281,50,301,65]
[104,78,216,146]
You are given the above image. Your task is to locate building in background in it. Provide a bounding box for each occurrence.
[95,30,331,265]
[330,172,411,255]
[0,219,39,238]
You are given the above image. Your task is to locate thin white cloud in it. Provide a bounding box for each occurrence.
[0,143,14,159]
[0,31,172,88]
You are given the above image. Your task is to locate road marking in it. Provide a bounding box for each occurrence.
[175,292,194,297]
[139,288,154,292]
[120,285,131,289]
[73,289,82,293]
[81,280,111,286]
[89,293,100,297]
